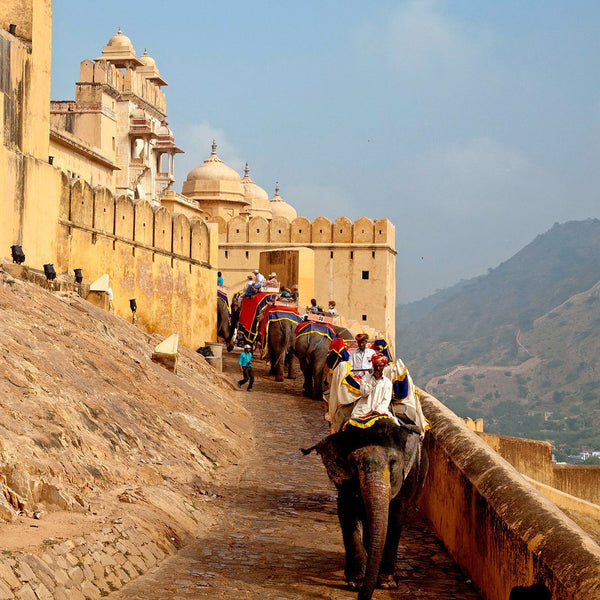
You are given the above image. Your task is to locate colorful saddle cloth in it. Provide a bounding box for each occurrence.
[294,320,337,341]
[238,292,276,345]
[343,412,398,431]
[383,358,430,434]
[370,338,393,364]
[326,339,362,433]
[259,305,302,358]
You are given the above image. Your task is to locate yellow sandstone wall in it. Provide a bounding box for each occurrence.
[419,389,600,600]
[217,215,396,343]
[56,180,217,350]
[0,5,63,272]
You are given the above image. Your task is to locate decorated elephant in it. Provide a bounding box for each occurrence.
[304,417,428,600]
[216,291,240,351]
[260,306,302,381]
[294,323,353,400]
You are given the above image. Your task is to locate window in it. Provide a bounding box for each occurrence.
[362,271,369,280]
[350,251,354,259]
[236,229,239,234]
[372,251,375,258]
[362,314,367,321]
[298,229,302,233]
[245,251,249,259]
[225,250,228,259]
[256,229,260,234]
[330,251,333,259]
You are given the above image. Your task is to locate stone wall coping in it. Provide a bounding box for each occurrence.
[419,388,600,600]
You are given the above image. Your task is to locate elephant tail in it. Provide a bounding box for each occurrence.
[300,444,318,455]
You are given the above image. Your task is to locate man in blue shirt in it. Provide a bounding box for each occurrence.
[217,271,224,287]
[238,345,254,391]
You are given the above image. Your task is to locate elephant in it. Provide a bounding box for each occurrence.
[264,315,301,382]
[305,418,428,600]
[217,293,240,351]
[294,324,353,400]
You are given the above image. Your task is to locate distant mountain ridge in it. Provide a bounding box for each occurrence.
[397,218,600,458]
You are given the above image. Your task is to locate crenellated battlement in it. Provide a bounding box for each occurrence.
[63,179,211,264]
[221,215,394,246]
[78,58,167,114]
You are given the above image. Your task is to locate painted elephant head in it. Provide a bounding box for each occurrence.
[217,294,240,351]
[313,418,427,600]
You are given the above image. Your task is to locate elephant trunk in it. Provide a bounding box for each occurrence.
[358,471,390,600]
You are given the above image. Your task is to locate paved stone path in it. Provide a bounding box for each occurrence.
[110,352,482,600]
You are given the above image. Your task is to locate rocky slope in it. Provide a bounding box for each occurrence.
[0,264,252,554]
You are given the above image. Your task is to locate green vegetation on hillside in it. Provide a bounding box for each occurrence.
[398,219,600,458]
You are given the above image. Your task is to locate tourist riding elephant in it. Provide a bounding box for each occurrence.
[294,325,353,400]
[217,294,240,351]
[304,418,428,600]
[265,315,301,382]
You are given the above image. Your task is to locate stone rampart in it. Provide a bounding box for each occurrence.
[223,215,394,245]
[419,389,600,600]
[56,179,217,349]
[553,465,600,506]
[477,432,554,486]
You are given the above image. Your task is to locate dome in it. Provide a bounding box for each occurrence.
[139,49,157,68]
[270,183,297,221]
[131,105,145,119]
[185,140,242,184]
[242,163,272,218]
[181,140,247,215]
[157,121,173,137]
[107,28,135,52]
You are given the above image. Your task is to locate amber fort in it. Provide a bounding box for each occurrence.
[0,1,395,350]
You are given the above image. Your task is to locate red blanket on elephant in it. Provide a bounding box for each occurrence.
[259,305,302,358]
[238,292,277,345]
[294,320,337,340]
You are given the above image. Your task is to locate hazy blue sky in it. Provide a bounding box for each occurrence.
[51,1,600,303]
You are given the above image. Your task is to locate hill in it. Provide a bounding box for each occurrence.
[0,264,251,554]
[397,219,600,459]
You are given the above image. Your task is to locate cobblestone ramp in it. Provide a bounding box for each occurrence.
[110,353,482,600]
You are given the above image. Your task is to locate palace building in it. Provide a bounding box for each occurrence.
[1,5,396,346]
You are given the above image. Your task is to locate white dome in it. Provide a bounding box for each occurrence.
[270,183,297,221]
[107,28,134,52]
[242,163,272,218]
[186,141,241,184]
[139,49,157,68]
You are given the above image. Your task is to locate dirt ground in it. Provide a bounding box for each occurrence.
[108,351,482,600]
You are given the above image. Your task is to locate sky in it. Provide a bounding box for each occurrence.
[50,1,600,303]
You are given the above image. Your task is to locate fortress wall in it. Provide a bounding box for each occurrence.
[477,432,554,486]
[419,389,600,600]
[1,20,62,270]
[59,183,217,349]
[552,465,600,505]
[217,216,396,341]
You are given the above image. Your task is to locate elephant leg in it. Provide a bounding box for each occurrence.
[285,351,295,379]
[298,356,313,397]
[337,482,367,587]
[312,366,324,400]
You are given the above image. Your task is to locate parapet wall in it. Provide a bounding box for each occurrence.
[222,215,395,246]
[553,465,600,506]
[419,389,600,600]
[57,179,217,349]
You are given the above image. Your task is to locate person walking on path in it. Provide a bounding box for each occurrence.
[238,344,254,391]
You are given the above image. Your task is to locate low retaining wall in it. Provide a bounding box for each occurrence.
[418,389,600,600]
[553,465,600,506]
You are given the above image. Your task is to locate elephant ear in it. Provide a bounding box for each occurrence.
[315,433,352,485]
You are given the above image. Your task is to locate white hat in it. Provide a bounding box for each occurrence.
[269,272,276,278]
[244,344,252,350]
[252,269,259,274]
